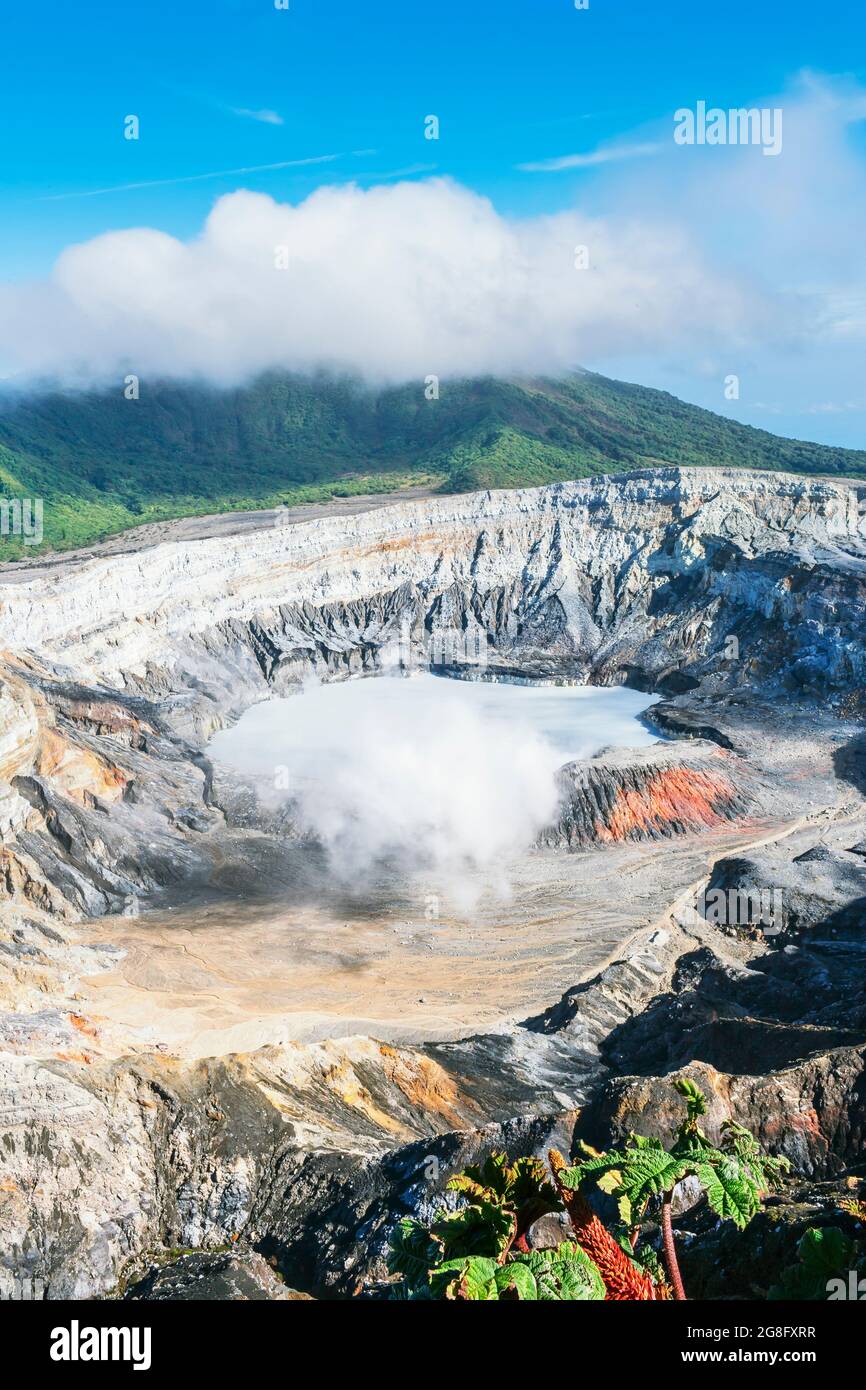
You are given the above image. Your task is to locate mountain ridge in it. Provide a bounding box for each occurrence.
[1,370,864,557]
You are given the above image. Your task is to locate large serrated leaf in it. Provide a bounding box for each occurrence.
[430,1255,499,1300]
[387,1217,442,1287]
[495,1262,538,1300]
[796,1226,857,1278]
[768,1227,863,1301]
[616,1150,692,1205]
[431,1197,516,1260]
[558,1150,630,1190]
[695,1156,759,1229]
[509,1243,605,1301]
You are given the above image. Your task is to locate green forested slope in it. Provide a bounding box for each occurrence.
[0,371,863,557]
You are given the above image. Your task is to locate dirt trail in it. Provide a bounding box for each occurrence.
[0,485,436,584]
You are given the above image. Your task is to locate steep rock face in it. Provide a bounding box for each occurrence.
[5,900,863,1299]
[0,916,681,1298]
[124,1251,313,1301]
[0,672,39,838]
[580,1051,866,1179]
[0,467,863,701]
[0,1040,587,1298]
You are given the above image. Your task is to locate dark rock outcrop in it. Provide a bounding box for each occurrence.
[123,1251,311,1302]
[678,1174,866,1300]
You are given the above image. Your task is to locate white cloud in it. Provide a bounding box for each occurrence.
[3,73,863,397]
[518,141,660,172]
[41,154,341,201]
[230,107,284,126]
[0,177,780,387]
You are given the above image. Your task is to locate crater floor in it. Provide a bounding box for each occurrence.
[75,816,795,1058]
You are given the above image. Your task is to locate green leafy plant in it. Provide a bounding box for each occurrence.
[387,1152,602,1300]
[547,1078,789,1301]
[427,1243,606,1302]
[387,1079,789,1301]
[447,1152,561,1251]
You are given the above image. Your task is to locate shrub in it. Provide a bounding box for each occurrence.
[387,1078,789,1300]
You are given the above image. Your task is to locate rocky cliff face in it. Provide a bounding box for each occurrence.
[1,466,865,1299]
[1,466,864,695]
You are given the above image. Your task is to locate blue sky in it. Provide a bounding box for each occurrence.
[2,0,865,446]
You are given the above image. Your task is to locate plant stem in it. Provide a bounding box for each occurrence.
[661,1192,687,1301]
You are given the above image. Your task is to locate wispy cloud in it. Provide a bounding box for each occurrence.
[752,399,864,415]
[518,141,660,173]
[41,155,341,201]
[351,162,438,180]
[230,107,284,126]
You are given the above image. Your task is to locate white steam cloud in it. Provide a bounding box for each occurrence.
[208,675,658,902]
